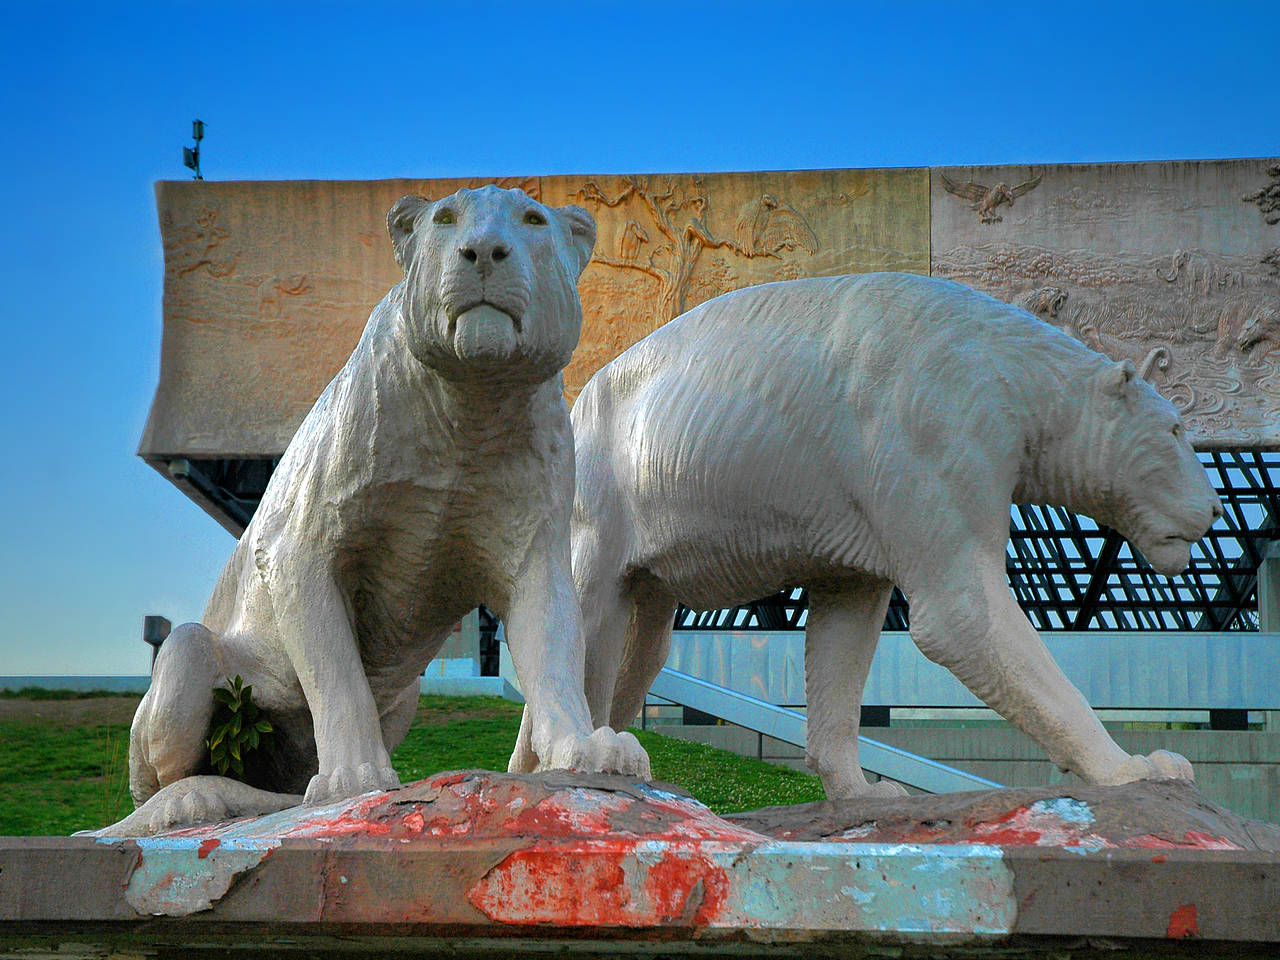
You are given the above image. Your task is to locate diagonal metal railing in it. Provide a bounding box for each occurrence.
[649,667,1004,795]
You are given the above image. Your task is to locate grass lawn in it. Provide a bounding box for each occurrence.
[0,693,824,836]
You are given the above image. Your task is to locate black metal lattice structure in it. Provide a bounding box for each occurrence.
[167,450,1279,634]
[674,450,1280,633]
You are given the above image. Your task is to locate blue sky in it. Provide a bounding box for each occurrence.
[0,1,1276,676]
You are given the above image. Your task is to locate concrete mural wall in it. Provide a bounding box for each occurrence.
[932,160,1280,447]
[140,158,1280,467]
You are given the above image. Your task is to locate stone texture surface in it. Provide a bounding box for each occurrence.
[727,778,1280,850]
[140,168,929,459]
[141,160,1279,467]
[141,176,539,458]
[540,168,930,400]
[932,158,1280,447]
[142,160,1279,467]
[103,770,1018,931]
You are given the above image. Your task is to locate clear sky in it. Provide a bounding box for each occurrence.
[0,1,1276,676]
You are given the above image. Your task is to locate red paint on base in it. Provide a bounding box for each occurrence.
[1126,831,1242,851]
[157,772,763,859]
[1168,902,1199,938]
[968,815,1243,852]
[468,848,628,925]
[645,846,731,924]
[432,773,471,788]
[273,791,400,838]
[968,807,1045,847]
[966,803,1109,848]
[467,842,731,927]
[129,771,1269,935]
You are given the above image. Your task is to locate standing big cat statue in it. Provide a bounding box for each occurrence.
[511,272,1222,799]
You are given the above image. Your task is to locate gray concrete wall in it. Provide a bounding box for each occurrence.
[668,631,1280,710]
[435,608,481,662]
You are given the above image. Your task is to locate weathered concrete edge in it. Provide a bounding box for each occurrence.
[2,930,1278,960]
[0,837,1275,945]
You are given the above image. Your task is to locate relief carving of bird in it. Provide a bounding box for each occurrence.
[940,171,1043,223]
[618,219,650,262]
[733,193,819,257]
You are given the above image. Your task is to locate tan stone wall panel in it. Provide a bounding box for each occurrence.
[141,170,928,457]
[141,177,538,458]
[143,161,1277,462]
[541,168,930,399]
[931,159,1280,448]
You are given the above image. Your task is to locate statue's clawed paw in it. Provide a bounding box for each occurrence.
[85,776,306,838]
[539,727,652,779]
[304,762,400,805]
[100,785,236,835]
[1107,749,1194,785]
[160,786,233,828]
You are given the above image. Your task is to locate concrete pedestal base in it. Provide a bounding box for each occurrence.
[1,771,1277,957]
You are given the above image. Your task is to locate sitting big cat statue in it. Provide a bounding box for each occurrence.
[104,186,649,837]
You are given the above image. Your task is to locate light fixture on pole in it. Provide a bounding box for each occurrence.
[142,615,172,669]
[182,119,205,180]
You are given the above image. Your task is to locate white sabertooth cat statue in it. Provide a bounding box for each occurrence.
[511,272,1222,799]
[101,186,649,837]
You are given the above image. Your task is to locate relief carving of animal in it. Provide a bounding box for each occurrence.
[1016,285,1068,320]
[732,193,819,257]
[1034,295,1174,385]
[941,171,1043,223]
[1243,164,1280,225]
[536,273,1221,799]
[1230,301,1280,354]
[103,186,648,836]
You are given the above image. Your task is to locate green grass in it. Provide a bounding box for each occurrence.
[392,695,529,779]
[633,729,826,812]
[0,722,133,834]
[0,693,824,835]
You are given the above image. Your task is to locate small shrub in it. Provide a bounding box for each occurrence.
[206,675,273,778]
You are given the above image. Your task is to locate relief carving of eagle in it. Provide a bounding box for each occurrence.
[940,171,1043,223]
[733,193,819,257]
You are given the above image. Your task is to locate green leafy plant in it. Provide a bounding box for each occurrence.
[206,675,274,778]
